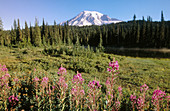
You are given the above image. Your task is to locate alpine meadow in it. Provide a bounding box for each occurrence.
[0,1,170,110]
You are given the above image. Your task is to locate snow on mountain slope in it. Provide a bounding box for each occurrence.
[60,11,122,26]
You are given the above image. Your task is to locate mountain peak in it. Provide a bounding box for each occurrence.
[60,11,122,26]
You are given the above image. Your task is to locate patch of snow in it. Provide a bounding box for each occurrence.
[60,11,122,26]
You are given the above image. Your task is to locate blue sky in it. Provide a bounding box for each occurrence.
[0,0,170,30]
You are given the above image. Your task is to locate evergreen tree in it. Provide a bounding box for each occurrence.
[75,33,80,46]
[145,16,151,47]
[30,23,33,45]
[48,25,53,45]
[132,14,137,45]
[155,24,159,47]
[59,25,63,44]
[33,18,41,46]
[17,19,22,43]
[136,21,140,44]
[115,24,120,45]
[0,18,4,46]
[53,20,58,45]
[44,22,49,44]
[98,27,104,51]
[13,20,17,44]
[41,18,45,39]
[160,11,165,47]
[140,16,146,46]
[165,26,169,47]
[10,27,15,45]
[25,21,30,44]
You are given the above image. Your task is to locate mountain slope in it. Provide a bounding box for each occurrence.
[60,11,122,26]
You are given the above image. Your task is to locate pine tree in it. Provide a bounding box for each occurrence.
[155,24,159,47]
[98,27,104,51]
[33,18,41,46]
[13,20,17,44]
[17,19,22,43]
[160,11,165,47]
[30,23,33,45]
[25,21,30,44]
[53,20,58,45]
[116,24,120,45]
[41,18,45,39]
[10,27,15,45]
[132,14,137,45]
[140,16,146,46]
[44,22,49,44]
[145,16,151,47]
[0,17,4,46]
[165,26,169,47]
[136,21,140,44]
[75,33,80,46]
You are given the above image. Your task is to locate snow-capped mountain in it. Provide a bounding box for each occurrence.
[60,11,122,26]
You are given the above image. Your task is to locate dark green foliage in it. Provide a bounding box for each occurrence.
[0,17,4,46]
[33,18,41,46]
[17,19,22,43]
[2,11,170,48]
[25,21,30,45]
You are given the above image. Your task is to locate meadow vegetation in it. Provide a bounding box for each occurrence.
[0,45,169,110]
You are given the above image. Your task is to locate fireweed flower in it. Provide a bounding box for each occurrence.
[137,96,144,110]
[118,86,122,95]
[58,76,68,89]
[72,73,84,84]
[14,78,19,82]
[152,89,166,106]
[88,80,101,89]
[41,77,49,88]
[107,60,119,72]
[8,95,19,105]
[1,73,11,87]
[1,65,8,72]
[33,77,39,82]
[57,66,67,76]
[130,94,137,102]
[140,84,149,92]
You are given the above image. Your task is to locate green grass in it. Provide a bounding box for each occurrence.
[0,46,170,93]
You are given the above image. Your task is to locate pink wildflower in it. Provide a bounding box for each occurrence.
[137,96,144,110]
[152,89,166,106]
[33,77,39,82]
[88,80,101,89]
[118,86,122,94]
[14,78,19,82]
[41,77,49,88]
[130,94,136,103]
[58,66,67,76]
[140,84,149,92]
[72,73,84,84]
[8,95,19,104]
[107,60,119,72]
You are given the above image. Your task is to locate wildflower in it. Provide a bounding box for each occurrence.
[152,89,166,106]
[33,77,39,82]
[108,60,119,72]
[57,66,67,76]
[88,80,101,89]
[14,78,19,82]
[72,73,84,84]
[137,96,144,110]
[140,84,149,92]
[118,86,122,94]
[58,76,68,89]
[8,95,19,105]
[130,94,136,103]
[41,77,49,88]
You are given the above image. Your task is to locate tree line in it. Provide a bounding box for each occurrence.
[0,11,170,48]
